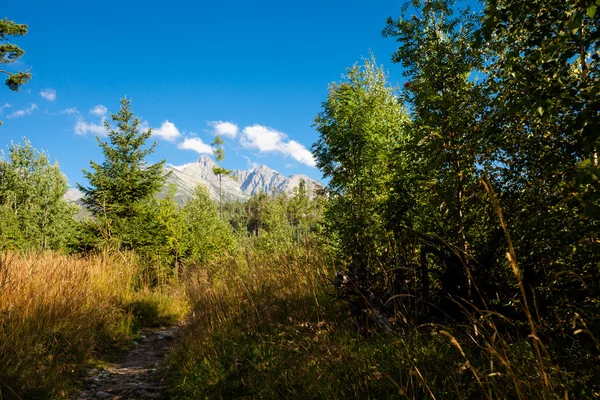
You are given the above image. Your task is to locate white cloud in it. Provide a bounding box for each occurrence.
[90,105,108,117]
[44,107,79,117]
[0,103,10,114]
[241,124,283,152]
[74,119,107,136]
[40,89,56,101]
[240,124,316,167]
[209,120,239,138]
[152,120,182,142]
[7,103,38,119]
[281,140,316,167]
[74,105,109,135]
[178,137,213,154]
[62,107,78,115]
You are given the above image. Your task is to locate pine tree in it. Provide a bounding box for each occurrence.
[211,135,232,218]
[0,18,31,125]
[78,98,167,244]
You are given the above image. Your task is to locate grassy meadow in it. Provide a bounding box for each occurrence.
[166,241,590,400]
[0,251,187,399]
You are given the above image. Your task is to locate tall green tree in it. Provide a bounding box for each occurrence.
[0,18,31,125]
[383,0,490,303]
[211,135,233,218]
[313,56,408,276]
[78,98,167,248]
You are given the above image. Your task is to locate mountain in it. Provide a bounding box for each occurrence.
[163,155,248,204]
[65,156,322,206]
[163,155,321,204]
[64,188,85,203]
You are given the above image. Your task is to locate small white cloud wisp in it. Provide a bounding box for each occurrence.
[240,124,316,167]
[178,137,213,154]
[74,119,107,136]
[73,105,108,135]
[62,107,78,115]
[90,105,108,117]
[40,89,57,101]
[152,120,182,142]
[209,120,239,138]
[7,103,38,119]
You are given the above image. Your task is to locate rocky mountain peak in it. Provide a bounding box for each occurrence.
[197,154,215,165]
[253,164,272,172]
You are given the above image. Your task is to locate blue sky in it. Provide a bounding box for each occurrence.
[1,0,409,187]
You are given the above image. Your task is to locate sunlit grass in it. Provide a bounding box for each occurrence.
[0,251,187,399]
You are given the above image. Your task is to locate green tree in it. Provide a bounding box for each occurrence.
[312,56,408,276]
[157,185,185,266]
[383,0,490,304]
[0,18,31,125]
[78,98,167,248]
[288,179,310,236]
[476,0,600,364]
[257,191,294,252]
[0,139,77,250]
[181,185,236,268]
[246,190,268,237]
[211,135,233,218]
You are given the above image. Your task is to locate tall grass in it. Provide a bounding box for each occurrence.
[168,238,584,399]
[0,251,187,399]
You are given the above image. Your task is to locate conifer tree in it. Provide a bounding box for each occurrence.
[211,135,232,218]
[78,98,167,244]
[0,18,31,125]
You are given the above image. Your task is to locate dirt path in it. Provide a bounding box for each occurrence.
[76,326,180,399]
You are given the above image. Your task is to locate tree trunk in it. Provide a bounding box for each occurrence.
[219,174,223,218]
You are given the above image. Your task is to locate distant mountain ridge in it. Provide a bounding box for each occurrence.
[163,155,321,204]
[65,155,321,205]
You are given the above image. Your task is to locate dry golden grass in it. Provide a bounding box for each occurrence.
[0,251,187,399]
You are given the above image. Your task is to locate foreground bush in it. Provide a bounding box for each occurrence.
[0,251,187,399]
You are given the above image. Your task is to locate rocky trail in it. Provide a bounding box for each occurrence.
[76,326,180,400]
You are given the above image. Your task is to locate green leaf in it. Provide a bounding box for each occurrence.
[536,106,544,116]
[578,159,592,169]
[587,5,597,18]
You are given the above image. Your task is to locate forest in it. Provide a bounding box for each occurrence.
[1,0,599,398]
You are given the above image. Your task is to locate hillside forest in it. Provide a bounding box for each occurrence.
[1,0,599,398]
